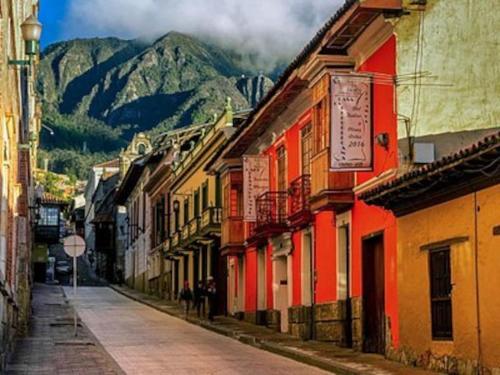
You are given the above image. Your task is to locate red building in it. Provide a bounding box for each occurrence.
[208,0,402,356]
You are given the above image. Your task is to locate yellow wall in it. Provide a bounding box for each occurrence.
[396,0,499,137]
[397,184,500,371]
[170,110,230,230]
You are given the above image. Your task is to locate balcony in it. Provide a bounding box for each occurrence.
[181,224,190,244]
[288,174,313,229]
[310,149,355,213]
[199,207,222,237]
[247,192,288,244]
[221,215,245,256]
[163,237,171,253]
[171,231,181,250]
[35,225,61,244]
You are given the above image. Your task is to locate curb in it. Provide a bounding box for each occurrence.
[109,285,364,375]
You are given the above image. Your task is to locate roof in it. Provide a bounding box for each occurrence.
[209,0,402,164]
[114,151,164,205]
[94,158,119,169]
[359,131,500,216]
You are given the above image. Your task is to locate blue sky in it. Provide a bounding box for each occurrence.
[40,0,70,48]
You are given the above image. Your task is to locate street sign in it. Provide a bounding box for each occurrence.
[62,234,85,337]
[63,235,85,257]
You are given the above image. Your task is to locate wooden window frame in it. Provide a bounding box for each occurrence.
[428,246,453,341]
[276,146,287,192]
[301,123,313,175]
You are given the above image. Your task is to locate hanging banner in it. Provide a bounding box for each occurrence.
[330,74,373,171]
[243,155,269,221]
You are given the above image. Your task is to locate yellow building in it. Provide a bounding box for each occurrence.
[395,0,499,139]
[163,101,242,314]
[0,0,41,368]
[361,132,500,374]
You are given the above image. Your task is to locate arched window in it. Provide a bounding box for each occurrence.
[137,143,146,155]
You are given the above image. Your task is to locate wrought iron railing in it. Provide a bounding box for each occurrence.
[289,174,311,216]
[256,191,288,228]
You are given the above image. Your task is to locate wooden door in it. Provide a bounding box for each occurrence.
[362,234,385,354]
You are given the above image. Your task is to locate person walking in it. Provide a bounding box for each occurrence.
[179,280,193,318]
[193,280,206,318]
[206,276,217,321]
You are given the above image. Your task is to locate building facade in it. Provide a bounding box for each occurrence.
[0,0,41,368]
[360,132,500,373]
[209,0,402,355]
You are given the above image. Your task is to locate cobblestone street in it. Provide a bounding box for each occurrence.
[6,284,123,375]
[65,287,330,375]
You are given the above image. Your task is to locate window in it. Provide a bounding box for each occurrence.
[137,143,146,155]
[193,189,200,217]
[277,146,287,191]
[183,199,189,225]
[39,206,59,226]
[313,99,328,154]
[223,178,243,219]
[429,247,453,340]
[173,201,180,232]
[202,181,209,210]
[215,175,222,208]
[301,123,312,175]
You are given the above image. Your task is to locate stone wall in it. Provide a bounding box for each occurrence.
[313,301,347,344]
[266,309,280,332]
[288,305,312,340]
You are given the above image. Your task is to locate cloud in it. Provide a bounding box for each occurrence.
[62,0,344,68]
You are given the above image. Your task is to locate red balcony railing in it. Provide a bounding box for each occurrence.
[256,191,288,230]
[289,174,311,214]
[288,174,313,228]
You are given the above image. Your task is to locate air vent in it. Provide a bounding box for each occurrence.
[414,143,435,164]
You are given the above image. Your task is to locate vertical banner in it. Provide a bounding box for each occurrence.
[243,155,269,221]
[330,74,373,171]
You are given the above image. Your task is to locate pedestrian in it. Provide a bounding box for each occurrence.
[193,280,206,318]
[179,280,193,318]
[206,276,217,321]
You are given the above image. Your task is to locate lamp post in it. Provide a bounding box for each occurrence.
[9,14,42,67]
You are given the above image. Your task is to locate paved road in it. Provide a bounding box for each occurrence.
[65,287,331,375]
[7,284,123,375]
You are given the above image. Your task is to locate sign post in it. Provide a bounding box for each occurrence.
[63,235,85,337]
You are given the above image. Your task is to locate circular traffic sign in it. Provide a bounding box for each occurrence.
[63,235,85,257]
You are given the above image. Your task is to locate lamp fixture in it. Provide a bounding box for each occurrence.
[9,14,42,67]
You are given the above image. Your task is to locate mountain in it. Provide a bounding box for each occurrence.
[37,32,274,178]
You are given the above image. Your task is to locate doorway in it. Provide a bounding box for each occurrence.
[362,234,385,354]
[338,224,353,348]
[274,256,288,333]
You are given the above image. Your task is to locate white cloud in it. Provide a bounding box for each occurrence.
[63,0,344,68]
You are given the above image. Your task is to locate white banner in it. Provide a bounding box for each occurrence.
[243,155,269,221]
[330,74,372,171]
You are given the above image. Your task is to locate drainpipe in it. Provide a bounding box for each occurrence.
[473,193,483,373]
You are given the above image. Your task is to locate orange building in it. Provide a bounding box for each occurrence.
[360,132,500,373]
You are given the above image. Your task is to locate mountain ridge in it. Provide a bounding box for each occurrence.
[38,32,275,179]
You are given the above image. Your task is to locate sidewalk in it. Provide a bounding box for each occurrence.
[111,284,437,375]
[7,284,124,375]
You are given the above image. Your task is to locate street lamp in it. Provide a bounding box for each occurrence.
[9,14,42,67]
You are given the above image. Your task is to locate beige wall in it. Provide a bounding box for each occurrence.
[397,184,500,372]
[396,0,499,137]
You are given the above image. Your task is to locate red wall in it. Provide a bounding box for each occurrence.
[351,35,399,347]
[314,211,337,303]
[245,247,257,312]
